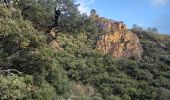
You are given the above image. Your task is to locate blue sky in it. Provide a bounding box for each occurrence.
[76,0,170,34]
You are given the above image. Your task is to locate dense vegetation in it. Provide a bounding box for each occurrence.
[0,0,170,100]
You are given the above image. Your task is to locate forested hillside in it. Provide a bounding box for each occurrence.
[0,0,170,100]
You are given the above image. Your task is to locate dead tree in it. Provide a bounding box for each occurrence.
[54,8,61,26]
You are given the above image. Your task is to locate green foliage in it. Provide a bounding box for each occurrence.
[0,74,59,99]
[0,5,69,99]
[0,75,33,99]
[156,87,170,100]
[0,1,170,100]
[12,0,80,31]
[46,64,70,96]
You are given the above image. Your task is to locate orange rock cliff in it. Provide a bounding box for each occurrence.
[93,15,143,59]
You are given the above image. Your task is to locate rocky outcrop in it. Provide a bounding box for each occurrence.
[48,28,62,51]
[97,30,143,59]
[91,12,127,32]
[96,19,127,31]
[49,40,61,51]
[94,13,143,59]
[71,83,96,97]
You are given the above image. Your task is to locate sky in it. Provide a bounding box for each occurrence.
[76,0,170,34]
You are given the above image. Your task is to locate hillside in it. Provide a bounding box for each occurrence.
[0,1,170,100]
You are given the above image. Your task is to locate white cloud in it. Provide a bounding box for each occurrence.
[76,0,95,15]
[151,0,170,6]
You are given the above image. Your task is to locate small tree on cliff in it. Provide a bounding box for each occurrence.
[90,9,97,17]
[147,27,158,33]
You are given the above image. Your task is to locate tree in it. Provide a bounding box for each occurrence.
[90,9,97,17]
[12,0,79,31]
[131,24,143,33]
[147,27,158,33]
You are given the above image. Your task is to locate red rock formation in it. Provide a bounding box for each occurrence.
[97,30,143,59]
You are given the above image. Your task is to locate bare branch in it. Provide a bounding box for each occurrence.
[0,69,22,75]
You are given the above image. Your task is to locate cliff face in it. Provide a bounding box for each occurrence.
[91,14,143,59]
[96,18,143,59]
